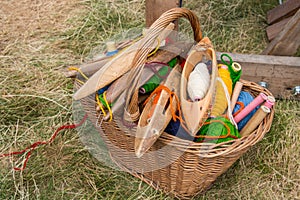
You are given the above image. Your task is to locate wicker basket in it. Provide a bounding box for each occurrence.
[78,79,274,199]
[76,8,275,199]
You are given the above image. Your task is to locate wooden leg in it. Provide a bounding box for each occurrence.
[145,0,179,27]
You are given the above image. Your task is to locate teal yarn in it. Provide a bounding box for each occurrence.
[194,116,241,144]
[220,54,242,89]
[233,91,258,131]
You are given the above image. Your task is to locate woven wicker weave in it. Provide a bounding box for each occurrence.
[77,79,274,199]
[76,8,275,199]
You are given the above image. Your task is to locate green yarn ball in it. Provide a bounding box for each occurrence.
[195,116,241,143]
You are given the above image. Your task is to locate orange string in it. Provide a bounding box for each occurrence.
[233,101,245,117]
[194,119,238,139]
[144,85,183,123]
[147,90,161,119]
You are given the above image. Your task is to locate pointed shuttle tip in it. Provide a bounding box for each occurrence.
[134,145,145,158]
[185,120,200,136]
[135,150,143,158]
[134,137,147,158]
[73,86,88,101]
[73,92,81,101]
[190,123,199,134]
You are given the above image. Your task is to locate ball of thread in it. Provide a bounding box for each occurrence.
[211,65,232,117]
[187,63,210,101]
[195,116,241,143]
[233,91,258,130]
[140,58,177,94]
[139,66,170,94]
[228,64,241,89]
[165,119,194,141]
[97,85,110,95]
[220,54,242,89]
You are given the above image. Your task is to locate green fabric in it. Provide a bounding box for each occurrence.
[195,116,241,143]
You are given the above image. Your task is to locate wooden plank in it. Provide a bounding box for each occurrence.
[145,0,179,27]
[263,9,300,56]
[267,0,300,24]
[266,17,292,41]
[216,52,300,99]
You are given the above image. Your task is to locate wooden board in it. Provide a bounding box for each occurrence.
[145,0,179,27]
[263,9,300,56]
[266,17,292,41]
[216,52,300,99]
[267,0,300,24]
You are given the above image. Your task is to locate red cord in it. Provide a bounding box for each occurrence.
[0,114,88,171]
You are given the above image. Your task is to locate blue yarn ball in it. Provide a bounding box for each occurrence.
[165,120,194,141]
[233,91,258,131]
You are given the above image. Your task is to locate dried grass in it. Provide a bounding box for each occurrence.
[1,0,299,199]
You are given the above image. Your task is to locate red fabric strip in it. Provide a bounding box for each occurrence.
[0,114,88,171]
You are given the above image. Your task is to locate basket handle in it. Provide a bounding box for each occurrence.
[123,8,203,121]
[150,8,202,42]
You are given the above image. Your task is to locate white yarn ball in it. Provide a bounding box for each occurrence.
[187,63,210,101]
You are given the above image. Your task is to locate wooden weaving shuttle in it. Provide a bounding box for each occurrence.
[105,41,192,104]
[105,65,162,104]
[103,65,168,121]
[135,64,182,158]
[64,58,110,78]
[64,38,142,78]
[180,37,218,135]
[73,23,175,101]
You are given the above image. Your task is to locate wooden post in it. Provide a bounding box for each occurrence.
[145,0,179,27]
[263,9,300,56]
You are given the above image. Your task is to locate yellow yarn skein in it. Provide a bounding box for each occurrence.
[211,65,233,117]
